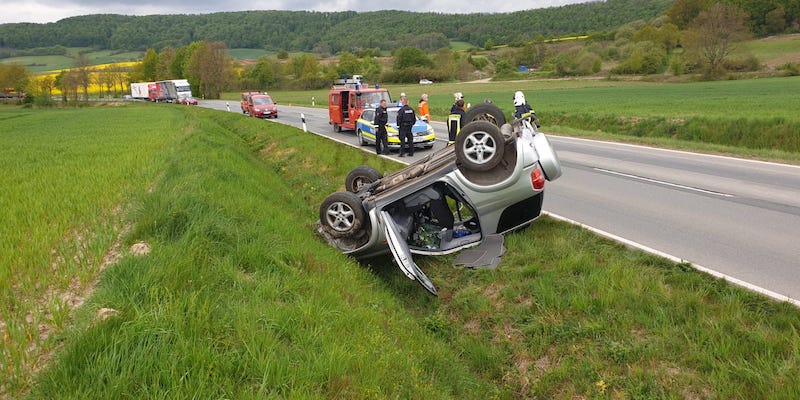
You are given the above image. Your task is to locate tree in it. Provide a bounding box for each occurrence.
[186,41,232,98]
[0,63,30,94]
[666,0,712,29]
[156,46,176,80]
[335,52,361,76]
[141,48,159,81]
[682,3,752,77]
[247,56,279,89]
[73,53,92,100]
[392,47,433,70]
[612,41,667,74]
[288,54,324,89]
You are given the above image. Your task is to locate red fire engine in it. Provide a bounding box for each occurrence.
[328,82,392,132]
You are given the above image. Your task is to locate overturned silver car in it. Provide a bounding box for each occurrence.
[317,103,562,295]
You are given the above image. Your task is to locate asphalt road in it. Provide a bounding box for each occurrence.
[200,100,800,305]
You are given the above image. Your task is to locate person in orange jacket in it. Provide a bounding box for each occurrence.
[418,93,430,122]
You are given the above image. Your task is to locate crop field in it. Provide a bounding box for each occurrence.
[1,50,143,74]
[2,104,800,399]
[0,104,184,394]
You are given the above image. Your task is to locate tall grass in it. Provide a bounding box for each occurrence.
[0,104,184,394]
[4,104,800,399]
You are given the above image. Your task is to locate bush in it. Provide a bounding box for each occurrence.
[778,62,799,76]
[611,41,666,74]
[724,55,761,72]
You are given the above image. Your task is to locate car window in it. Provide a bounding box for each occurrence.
[253,97,273,105]
[361,110,374,121]
[387,109,399,122]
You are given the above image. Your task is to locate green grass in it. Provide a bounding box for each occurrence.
[745,34,800,63]
[1,50,143,73]
[0,103,185,392]
[229,48,273,60]
[3,104,800,399]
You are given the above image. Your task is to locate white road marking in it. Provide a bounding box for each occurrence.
[594,167,734,197]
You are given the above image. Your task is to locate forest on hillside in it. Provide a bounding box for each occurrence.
[2,0,675,53]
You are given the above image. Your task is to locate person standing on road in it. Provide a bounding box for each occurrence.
[418,93,430,122]
[396,95,417,157]
[447,98,466,145]
[513,91,539,128]
[373,99,390,155]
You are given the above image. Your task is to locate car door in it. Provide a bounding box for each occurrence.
[380,211,438,296]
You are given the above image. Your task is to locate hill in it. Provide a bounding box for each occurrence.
[0,0,672,53]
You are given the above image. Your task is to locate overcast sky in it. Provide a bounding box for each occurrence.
[2,0,591,24]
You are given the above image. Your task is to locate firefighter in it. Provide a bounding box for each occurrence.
[447,98,465,145]
[513,91,539,128]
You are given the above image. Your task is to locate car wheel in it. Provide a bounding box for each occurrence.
[334,123,342,133]
[357,129,368,146]
[455,121,505,172]
[463,103,506,127]
[320,191,367,238]
[345,165,382,193]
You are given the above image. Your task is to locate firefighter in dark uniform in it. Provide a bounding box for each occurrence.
[396,95,417,157]
[373,99,390,154]
[447,98,466,145]
[513,91,539,127]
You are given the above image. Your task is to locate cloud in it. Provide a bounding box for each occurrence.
[1,0,589,24]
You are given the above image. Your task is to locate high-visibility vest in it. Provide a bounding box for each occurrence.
[448,114,462,134]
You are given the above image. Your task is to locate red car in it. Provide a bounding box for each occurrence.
[179,96,198,105]
[247,94,278,119]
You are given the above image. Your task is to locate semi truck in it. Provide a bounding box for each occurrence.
[130,79,192,102]
[130,82,153,100]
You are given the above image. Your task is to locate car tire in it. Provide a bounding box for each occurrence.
[357,129,368,146]
[320,191,367,238]
[463,103,507,127]
[333,123,342,133]
[455,121,505,172]
[345,165,382,193]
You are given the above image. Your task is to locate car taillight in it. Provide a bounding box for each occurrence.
[531,164,545,190]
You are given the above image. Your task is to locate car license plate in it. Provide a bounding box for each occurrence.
[413,136,423,143]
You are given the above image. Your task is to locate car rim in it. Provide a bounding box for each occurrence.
[325,201,355,232]
[462,131,497,165]
[352,177,368,191]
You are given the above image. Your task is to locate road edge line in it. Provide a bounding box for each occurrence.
[543,211,800,308]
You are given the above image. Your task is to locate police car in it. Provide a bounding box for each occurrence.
[355,107,436,151]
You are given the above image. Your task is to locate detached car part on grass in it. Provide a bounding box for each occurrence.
[317,103,562,295]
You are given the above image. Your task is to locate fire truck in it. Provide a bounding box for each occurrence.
[328,81,392,132]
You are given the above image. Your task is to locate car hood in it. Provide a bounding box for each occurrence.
[387,120,431,134]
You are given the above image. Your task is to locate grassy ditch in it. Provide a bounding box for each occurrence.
[2,105,800,399]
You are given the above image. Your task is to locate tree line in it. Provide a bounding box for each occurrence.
[0,0,675,53]
[3,0,798,104]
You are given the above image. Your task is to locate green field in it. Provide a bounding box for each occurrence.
[1,49,143,73]
[249,76,800,162]
[2,104,800,399]
[229,48,273,60]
